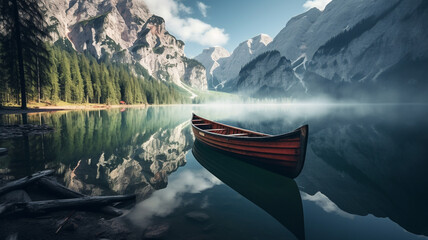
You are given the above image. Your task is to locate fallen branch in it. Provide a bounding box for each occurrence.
[37,177,122,216]
[56,210,76,234]
[0,194,135,216]
[0,170,54,196]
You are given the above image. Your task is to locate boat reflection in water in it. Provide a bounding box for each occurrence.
[192,139,305,240]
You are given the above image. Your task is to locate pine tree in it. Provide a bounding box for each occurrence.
[0,0,51,109]
[91,63,102,104]
[79,56,93,103]
[58,52,72,102]
[70,53,84,103]
[49,61,60,103]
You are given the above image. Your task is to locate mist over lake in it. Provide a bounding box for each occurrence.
[1,104,427,239]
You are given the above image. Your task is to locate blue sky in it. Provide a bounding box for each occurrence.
[144,0,332,57]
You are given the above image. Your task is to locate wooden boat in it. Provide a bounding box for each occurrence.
[191,113,308,178]
[192,140,305,240]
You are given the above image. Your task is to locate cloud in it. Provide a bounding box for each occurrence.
[145,0,229,47]
[197,2,209,17]
[303,0,332,11]
[178,3,192,14]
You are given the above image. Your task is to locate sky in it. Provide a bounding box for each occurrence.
[144,0,332,57]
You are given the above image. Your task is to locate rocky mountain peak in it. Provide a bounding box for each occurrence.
[237,34,272,56]
[201,33,272,88]
[251,34,273,48]
[230,0,428,102]
[208,46,231,61]
[194,46,230,72]
[42,0,207,90]
[286,7,321,28]
[236,50,305,97]
[145,15,166,37]
[194,46,230,89]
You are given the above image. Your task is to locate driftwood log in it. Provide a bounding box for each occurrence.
[0,170,136,217]
[37,177,123,216]
[0,170,54,196]
[0,194,135,216]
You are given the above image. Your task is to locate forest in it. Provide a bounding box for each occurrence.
[0,38,189,106]
[0,0,192,108]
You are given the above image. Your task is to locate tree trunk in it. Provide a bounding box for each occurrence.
[22,113,28,124]
[37,177,123,216]
[0,170,54,196]
[11,0,27,109]
[0,194,135,216]
[37,57,41,103]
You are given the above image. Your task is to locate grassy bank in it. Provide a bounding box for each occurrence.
[0,101,148,115]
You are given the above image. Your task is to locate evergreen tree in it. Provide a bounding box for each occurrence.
[70,53,84,103]
[79,56,93,103]
[91,63,102,104]
[49,61,60,103]
[1,30,190,106]
[0,0,51,109]
[58,52,72,102]
[43,47,60,103]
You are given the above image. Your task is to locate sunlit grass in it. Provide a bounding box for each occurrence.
[1,100,130,109]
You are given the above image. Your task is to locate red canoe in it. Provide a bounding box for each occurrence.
[191,113,309,178]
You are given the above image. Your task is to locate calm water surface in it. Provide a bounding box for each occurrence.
[1,104,427,240]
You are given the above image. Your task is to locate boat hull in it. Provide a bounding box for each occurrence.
[191,114,308,178]
[192,139,305,240]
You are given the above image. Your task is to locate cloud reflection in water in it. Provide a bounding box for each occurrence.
[127,168,221,227]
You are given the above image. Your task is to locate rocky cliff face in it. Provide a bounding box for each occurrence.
[307,0,428,101]
[266,8,321,62]
[194,46,230,89]
[236,51,306,98]
[42,0,207,90]
[194,34,272,90]
[222,0,428,101]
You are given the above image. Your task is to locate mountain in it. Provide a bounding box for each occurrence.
[194,46,230,89]
[236,51,306,98]
[266,0,393,62]
[233,0,428,101]
[42,0,207,90]
[308,0,428,101]
[266,7,321,62]
[194,34,272,90]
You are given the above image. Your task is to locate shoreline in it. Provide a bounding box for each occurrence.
[0,104,149,115]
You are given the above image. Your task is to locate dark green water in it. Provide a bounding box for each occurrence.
[1,104,427,240]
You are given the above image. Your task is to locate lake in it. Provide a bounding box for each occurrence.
[1,104,427,240]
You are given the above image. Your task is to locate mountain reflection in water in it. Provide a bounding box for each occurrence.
[0,107,194,199]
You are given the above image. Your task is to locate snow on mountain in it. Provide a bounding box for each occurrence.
[212,34,272,88]
[268,0,401,62]
[194,46,230,89]
[266,8,321,62]
[310,0,428,82]
[236,0,428,101]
